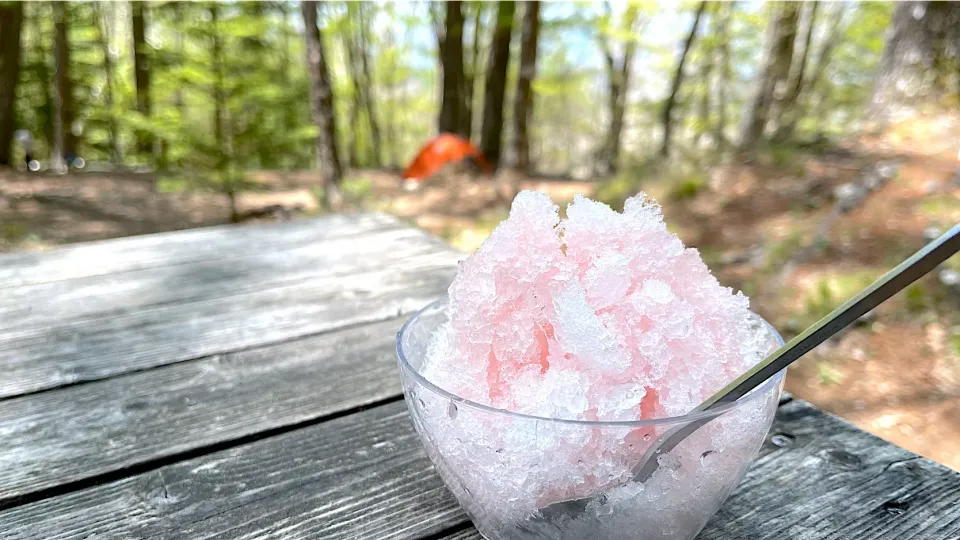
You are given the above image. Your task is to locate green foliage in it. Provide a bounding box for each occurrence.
[0,223,30,245]
[904,283,928,313]
[668,172,707,200]
[817,362,845,385]
[341,175,373,203]
[796,270,884,329]
[804,279,838,324]
[761,144,808,177]
[594,174,638,210]
[919,197,960,216]
[446,208,510,253]
[310,185,326,210]
[807,2,892,137]
[6,0,898,186]
[764,230,804,272]
[951,329,960,360]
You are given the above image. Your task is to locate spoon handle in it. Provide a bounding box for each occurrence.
[632,223,960,482]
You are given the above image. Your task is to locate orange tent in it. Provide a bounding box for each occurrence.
[403,133,493,181]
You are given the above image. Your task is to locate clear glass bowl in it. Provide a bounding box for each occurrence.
[397,300,785,540]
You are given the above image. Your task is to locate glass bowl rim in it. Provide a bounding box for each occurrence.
[397,299,785,428]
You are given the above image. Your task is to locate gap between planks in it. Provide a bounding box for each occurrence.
[2,399,959,540]
[0,253,458,399]
[0,316,421,505]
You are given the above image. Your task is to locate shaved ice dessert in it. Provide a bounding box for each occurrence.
[397,191,785,540]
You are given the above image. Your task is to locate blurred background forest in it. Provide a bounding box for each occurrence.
[0,1,958,470]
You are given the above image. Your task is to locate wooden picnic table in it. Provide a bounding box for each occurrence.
[0,213,958,540]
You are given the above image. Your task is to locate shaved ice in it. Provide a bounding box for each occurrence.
[402,190,784,538]
[423,190,767,420]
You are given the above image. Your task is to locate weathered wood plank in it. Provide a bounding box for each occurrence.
[2,399,959,539]
[698,399,960,540]
[438,528,485,540]
[0,225,453,331]
[0,213,400,288]
[0,403,465,540]
[0,318,409,504]
[0,253,456,398]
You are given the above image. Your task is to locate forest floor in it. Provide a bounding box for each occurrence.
[1,112,958,470]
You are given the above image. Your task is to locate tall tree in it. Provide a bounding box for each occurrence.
[94,2,121,165]
[781,2,818,116]
[302,1,343,210]
[772,1,818,140]
[342,4,383,168]
[480,0,515,168]
[209,3,237,221]
[464,2,485,140]
[342,18,362,167]
[714,1,733,150]
[0,1,24,166]
[356,4,382,167]
[173,2,186,119]
[512,0,540,173]
[597,4,640,175]
[796,3,847,132]
[695,5,714,150]
[737,2,800,149]
[871,1,960,113]
[436,1,467,137]
[659,1,708,157]
[52,0,74,172]
[132,1,152,157]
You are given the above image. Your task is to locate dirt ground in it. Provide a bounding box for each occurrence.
[1,114,958,470]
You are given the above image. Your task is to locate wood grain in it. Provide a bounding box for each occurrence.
[437,528,485,540]
[0,251,456,398]
[0,213,399,288]
[698,399,960,540]
[0,318,406,504]
[0,403,465,540]
[2,399,959,539]
[0,224,453,331]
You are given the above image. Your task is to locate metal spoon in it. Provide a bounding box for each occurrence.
[517,223,959,537]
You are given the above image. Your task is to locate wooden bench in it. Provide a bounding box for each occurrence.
[0,214,957,539]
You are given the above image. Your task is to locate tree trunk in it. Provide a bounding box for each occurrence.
[464,3,484,140]
[0,1,23,167]
[173,3,185,119]
[94,3,122,166]
[791,3,846,137]
[240,2,270,169]
[513,1,539,173]
[660,1,708,158]
[715,2,733,151]
[52,1,74,172]
[772,1,818,140]
[31,5,54,154]
[696,23,713,149]
[737,2,799,149]
[804,5,845,104]
[301,1,343,211]
[342,17,362,167]
[132,1,152,157]
[783,1,818,113]
[383,21,399,168]
[357,4,382,168]
[871,1,960,114]
[209,4,237,221]
[479,0,515,169]
[280,3,296,140]
[598,4,640,175]
[437,1,466,136]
